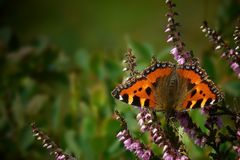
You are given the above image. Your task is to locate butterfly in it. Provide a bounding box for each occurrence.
[111,61,223,111]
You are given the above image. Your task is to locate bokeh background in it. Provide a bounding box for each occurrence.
[0,0,240,159]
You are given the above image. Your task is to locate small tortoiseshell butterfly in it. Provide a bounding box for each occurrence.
[112,61,223,111]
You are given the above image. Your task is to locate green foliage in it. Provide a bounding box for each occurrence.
[0,29,123,159]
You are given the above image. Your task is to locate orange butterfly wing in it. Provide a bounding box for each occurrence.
[111,62,174,109]
[176,64,223,110]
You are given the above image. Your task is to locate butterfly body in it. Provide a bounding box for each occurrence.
[112,61,223,111]
[154,68,187,111]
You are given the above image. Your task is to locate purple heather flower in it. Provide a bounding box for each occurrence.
[233,145,240,156]
[229,49,235,55]
[205,116,223,129]
[163,154,174,160]
[202,105,223,130]
[182,51,191,59]
[201,105,211,115]
[31,123,75,160]
[177,57,185,65]
[165,0,194,65]
[169,46,186,65]
[116,128,152,160]
[216,116,223,128]
[167,36,174,42]
[169,46,192,65]
[141,150,152,160]
[136,109,153,132]
[237,130,240,139]
[201,21,240,78]
[179,155,190,160]
[230,62,240,78]
[56,154,66,160]
[136,109,190,160]
[170,47,179,55]
[194,136,207,148]
[165,27,171,32]
[176,111,207,147]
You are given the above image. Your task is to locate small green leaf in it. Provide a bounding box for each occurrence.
[189,109,208,133]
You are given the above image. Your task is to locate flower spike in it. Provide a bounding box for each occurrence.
[31,123,75,160]
[165,0,194,65]
[201,21,240,78]
[136,109,190,160]
[123,49,140,76]
[114,111,153,160]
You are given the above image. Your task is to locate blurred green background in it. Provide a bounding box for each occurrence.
[0,0,240,159]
